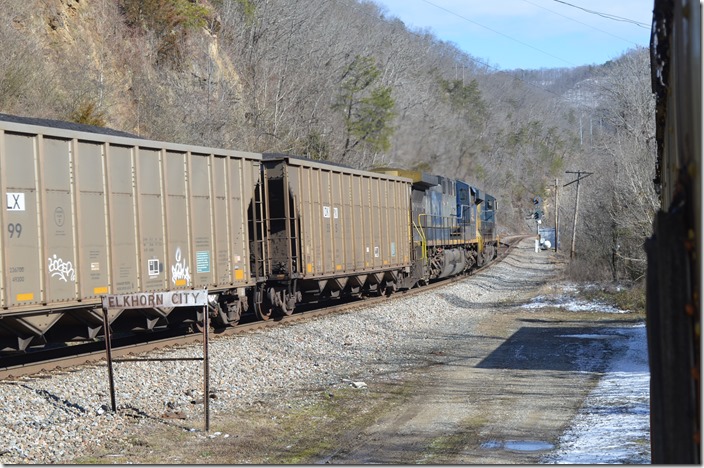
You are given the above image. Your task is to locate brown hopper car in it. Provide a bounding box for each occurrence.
[0,114,261,351]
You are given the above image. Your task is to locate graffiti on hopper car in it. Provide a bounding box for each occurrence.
[171,247,191,286]
[48,254,76,282]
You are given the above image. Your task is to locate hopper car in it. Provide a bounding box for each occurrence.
[0,113,262,352]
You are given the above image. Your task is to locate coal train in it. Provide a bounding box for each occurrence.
[0,113,497,354]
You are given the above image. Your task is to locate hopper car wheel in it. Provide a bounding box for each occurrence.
[280,300,295,316]
[281,290,298,316]
[267,287,297,317]
[194,321,207,333]
[384,283,397,297]
[214,299,242,326]
[193,309,212,333]
[256,303,272,321]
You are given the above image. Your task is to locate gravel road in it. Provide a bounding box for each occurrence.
[0,238,647,464]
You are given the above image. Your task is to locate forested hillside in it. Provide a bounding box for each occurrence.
[0,0,655,282]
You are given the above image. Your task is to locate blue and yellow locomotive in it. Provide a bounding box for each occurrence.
[374,168,498,286]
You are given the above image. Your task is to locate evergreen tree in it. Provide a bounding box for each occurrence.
[333,55,396,161]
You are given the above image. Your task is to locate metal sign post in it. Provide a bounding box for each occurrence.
[101,307,117,412]
[100,289,210,431]
[202,302,209,432]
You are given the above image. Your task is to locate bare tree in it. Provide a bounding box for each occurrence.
[595,47,657,280]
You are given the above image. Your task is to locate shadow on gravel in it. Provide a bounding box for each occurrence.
[476,326,632,373]
[468,272,552,290]
[437,292,540,310]
[436,292,519,310]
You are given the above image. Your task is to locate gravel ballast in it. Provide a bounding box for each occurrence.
[0,240,559,464]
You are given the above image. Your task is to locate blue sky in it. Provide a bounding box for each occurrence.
[371,0,653,70]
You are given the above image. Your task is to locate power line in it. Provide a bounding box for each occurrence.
[550,0,650,28]
[420,0,577,67]
[521,0,641,46]
[412,0,594,98]
[370,1,569,98]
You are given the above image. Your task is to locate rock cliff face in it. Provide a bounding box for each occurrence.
[1,0,245,145]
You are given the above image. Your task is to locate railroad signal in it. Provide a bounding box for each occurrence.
[531,196,543,220]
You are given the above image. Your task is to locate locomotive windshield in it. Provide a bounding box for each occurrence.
[482,198,496,223]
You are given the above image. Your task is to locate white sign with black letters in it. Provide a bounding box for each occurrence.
[102,289,208,310]
[6,193,25,211]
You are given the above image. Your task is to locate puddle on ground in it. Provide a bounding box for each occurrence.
[480,439,554,452]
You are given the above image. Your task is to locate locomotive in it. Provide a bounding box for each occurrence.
[0,113,497,353]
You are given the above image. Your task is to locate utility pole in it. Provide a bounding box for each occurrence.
[554,178,559,253]
[564,171,593,259]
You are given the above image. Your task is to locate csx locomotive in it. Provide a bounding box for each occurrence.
[0,113,497,353]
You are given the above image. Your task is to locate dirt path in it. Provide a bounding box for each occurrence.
[322,315,621,464]
[321,240,632,464]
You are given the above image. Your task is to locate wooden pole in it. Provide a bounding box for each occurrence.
[554,178,559,252]
[570,174,581,259]
[564,171,592,259]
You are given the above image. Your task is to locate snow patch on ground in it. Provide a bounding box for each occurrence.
[522,296,628,314]
[543,325,650,464]
[521,283,630,314]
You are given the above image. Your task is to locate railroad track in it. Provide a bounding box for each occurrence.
[0,236,526,380]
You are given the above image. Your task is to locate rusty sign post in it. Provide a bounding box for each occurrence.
[101,289,210,431]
